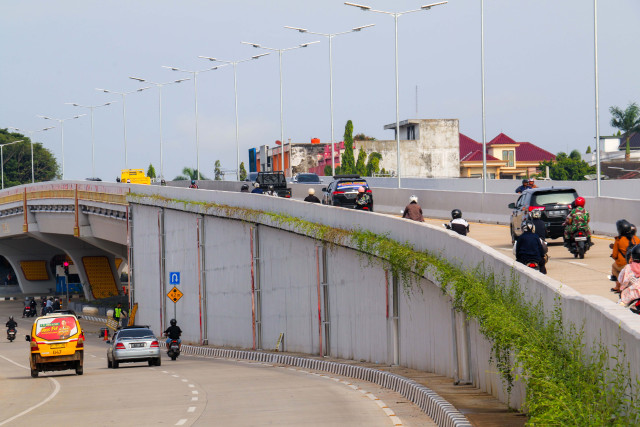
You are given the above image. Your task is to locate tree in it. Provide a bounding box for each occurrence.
[239,162,247,181]
[0,129,60,186]
[585,146,592,154]
[366,152,382,176]
[173,167,208,181]
[609,102,640,161]
[340,120,355,174]
[214,160,222,181]
[146,164,156,179]
[354,133,377,141]
[355,148,367,176]
[538,151,595,181]
[324,165,332,177]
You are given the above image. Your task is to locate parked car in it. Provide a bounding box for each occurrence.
[293,173,321,184]
[321,175,373,210]
[508,187,578,242]
[107,326,161,368]
[26,313,85,377]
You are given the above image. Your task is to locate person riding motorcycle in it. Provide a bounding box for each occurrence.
[251,182,264,194]
[6,316,17,331]
[616,245,640,307]
[402,195,424,222]
[164,319,182,351]
[563,196,591,248]
[189,180,198,189]
[445,209,469,236]
[240,184,249,193]
[610,219,640,293]
[527,209,547,240]
[304,188,321,203]
[354,186,372,211]
[515,220,546,274]
[515,178,529,194]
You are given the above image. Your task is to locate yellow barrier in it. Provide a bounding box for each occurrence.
[20,260,49,281]
[82,256,119,299]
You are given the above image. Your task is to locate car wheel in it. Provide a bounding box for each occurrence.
[155,357,161,367]
[30,368,38,378]
[75,363,83,375]
[107,359,112,369]
[510,225,516,244]
[113,360,119,369]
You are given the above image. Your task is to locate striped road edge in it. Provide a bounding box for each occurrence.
[181,345,471,427]
[0,297,17,301]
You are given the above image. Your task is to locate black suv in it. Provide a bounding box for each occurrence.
[321,175,373,210]
[508,187,578,242]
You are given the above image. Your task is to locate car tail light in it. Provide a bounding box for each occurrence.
[365,189,372,193]
[76,332,84,349]
[285,195,291,198]
[115,342,126,349]
[150,341,159,348]
[528,206,545,212]
[30,338,39,350]
[333,190,344,195]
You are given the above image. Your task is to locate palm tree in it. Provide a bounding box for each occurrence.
[173,167,208,181]
[609,102,640,161]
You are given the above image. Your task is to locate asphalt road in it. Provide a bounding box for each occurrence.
[0,300,433,427]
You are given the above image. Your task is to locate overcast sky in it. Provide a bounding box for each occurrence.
[2,1,638,181]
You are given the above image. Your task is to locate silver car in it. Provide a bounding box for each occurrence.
[107,327,161,368]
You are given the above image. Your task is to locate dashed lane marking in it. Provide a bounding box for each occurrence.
[187,407,196,413]
[191,397,198,402]
[175,419,187,426]
[570,261,589,266]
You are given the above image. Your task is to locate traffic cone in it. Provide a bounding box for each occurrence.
[103,328,108,341]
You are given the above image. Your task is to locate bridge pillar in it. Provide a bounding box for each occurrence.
[0,239,58,294]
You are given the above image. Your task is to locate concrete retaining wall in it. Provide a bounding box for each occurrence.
[129,185,640,412]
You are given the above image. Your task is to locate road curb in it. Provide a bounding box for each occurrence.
[0,297,17,301]
[181,345,471,427]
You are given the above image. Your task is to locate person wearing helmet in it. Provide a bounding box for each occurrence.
[528,178,538,189]
[251,182,264,194]
[616,245,640,307]
[266,185,278,196]
[527,209,547,240]
[160,179,167,186]
[354,186,373,211]
[610,219,640,293]
[515,178,529,194]
[515,220,546,273]
[189,180,198,189]
[563,196,591,247]
[164,319,182,351]
[445,209,470,236]
[240,184,250,193]
[402,195,424,222]
[6,316,17,330]
[304,188,321,203]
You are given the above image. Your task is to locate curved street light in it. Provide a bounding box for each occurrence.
[0,140,22,189]
[7,127,54,183]
[37,114,85,179]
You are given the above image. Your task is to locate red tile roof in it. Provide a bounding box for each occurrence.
[488,133,518,145]
[462,150,500,162]
[515,142,555,162]
[459,133,555,163]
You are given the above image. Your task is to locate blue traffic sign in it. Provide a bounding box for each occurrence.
[169,272,180,285]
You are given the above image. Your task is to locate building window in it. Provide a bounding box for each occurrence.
[407,125,416,140]
[502,150,514,167]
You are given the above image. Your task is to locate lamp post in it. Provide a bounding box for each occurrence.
[241,41,320,176]
[481,0,487,192]
[198,53,270,181]
[65,102,116,178]
[129,77,190,180]
[7,127,54,183]
[284,24,374,177]
[0,140,22,189]
[345,1,448,188]
[162,65,226,180]
[36,114,85,180]
[96,87,151,169]
[593,0,601,197]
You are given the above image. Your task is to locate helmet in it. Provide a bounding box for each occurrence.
[530,209,542,219]
[629,245,640,263]
[191,180,196,185]
[308,188,315,195]
[528,178,535,183]
[616,219,632,236]
[241,184,249,191]
[409,195,418,203]
[268,185,274,191]
[254,182,260,188]
[161,179,166,186]
[522,178,528,184]
[451,209,462,219]
[521,220,535,233]
[9,316,13,321]
[575,197,585,207]
[358,187,365,193]
[170,319,177,326]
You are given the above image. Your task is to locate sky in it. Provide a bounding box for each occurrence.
[2,0,639,182]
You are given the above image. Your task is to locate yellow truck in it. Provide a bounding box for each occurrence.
[120,169,151,185]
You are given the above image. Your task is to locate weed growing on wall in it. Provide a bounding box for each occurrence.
[129,193,640,424]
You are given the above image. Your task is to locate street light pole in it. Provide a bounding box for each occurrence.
[593,0,601,197]
[0,140,22,189]
[198,53,270,181]
[96,87,151,169]
[65,102,116,178]
[162,65,225,181]
[129,77,190,180]
[242,41,320,176]
[284,24,374,177]
[7,127,54,183]
[37,114,85,180]
[345,1,447,188]
[481,0,487,192]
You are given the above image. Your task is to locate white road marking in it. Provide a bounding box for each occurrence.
[570,261,589,266]
[172,374,179,378]
[181,379,188,382]
[191,397,198,402]
[0,355,61,426]
[90,355,96,358]
[187,407,196,413]
[175,419,187,426]
[191,390,199,395]
[188,384,195,388]
[162,370,168,373]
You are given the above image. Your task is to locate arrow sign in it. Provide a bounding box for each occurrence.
[167,286,183,303]
[169,272,180,285]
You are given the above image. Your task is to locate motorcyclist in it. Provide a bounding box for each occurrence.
[251,182,264,194]
[240,184,249,193]
[528,209,547,241]
[616,244,640,307]
[304,188,321,203]
[354,186,372,211]
[6,316,17,330]
[563,196,591,248]
[164,319,182,351]
[515,178,529,193]
[515,220,546,274]
[160,179,167,186]
[402,195,424,222]
[189,180,198,189]
[445,209,470,236]
[266,185,278,196]
[610,219,640,293]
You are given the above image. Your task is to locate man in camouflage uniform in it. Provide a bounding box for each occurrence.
[563,196,591,246]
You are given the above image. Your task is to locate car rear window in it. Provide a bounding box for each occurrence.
[297,174,320,183]
[118,329,155,339]
[337,180,367,190]
[35,316,79,340]
[531,191,578,206]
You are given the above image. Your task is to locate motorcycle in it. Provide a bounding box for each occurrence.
[167,339,180,361]
[7,328,16,342]
[566,229,591,259]
[23,304,36,318]
[607,274,640,314]
[523,260,540,271]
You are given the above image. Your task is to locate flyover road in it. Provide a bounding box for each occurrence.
[0,301,434,427]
